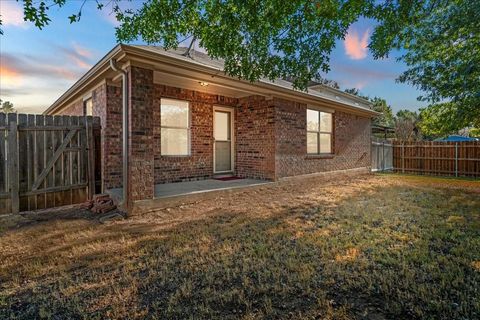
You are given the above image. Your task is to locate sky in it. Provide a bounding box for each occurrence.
[0,0,427,114]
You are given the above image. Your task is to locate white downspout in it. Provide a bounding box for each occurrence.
[109,59,129,211]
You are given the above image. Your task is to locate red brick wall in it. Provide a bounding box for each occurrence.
[274,98,371,178]
[235,96,276,180]
[98,84,123,190]
[52,71,372,198]
[153,84,238,183]
[127,66,155,201]
[57,99,83,116]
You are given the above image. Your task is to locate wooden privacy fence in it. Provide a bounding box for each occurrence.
[392,141,480,178]
[0,113,101,214]
[371,139,393,172]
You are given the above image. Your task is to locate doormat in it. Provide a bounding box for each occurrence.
[213,176,243,181]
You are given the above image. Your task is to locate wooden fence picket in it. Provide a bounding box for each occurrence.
[392,141,480,178]
[0,112,101,214]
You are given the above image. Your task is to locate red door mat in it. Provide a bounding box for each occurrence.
[213,176,243,181]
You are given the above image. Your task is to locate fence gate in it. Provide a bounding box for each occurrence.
[371,138,393,172]
[0,113,101,214]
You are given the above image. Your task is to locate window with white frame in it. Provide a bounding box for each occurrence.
[306,109,333,154]
[84,98,93,116]
[161,99,190,156]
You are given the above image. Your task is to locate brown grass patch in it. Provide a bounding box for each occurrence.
[1,173,479,319]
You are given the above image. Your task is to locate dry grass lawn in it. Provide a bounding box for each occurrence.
[0,173,479,319]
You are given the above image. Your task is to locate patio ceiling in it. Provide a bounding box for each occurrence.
[153,70,255,99]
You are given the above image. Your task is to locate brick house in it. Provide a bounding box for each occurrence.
[44,45,377,208]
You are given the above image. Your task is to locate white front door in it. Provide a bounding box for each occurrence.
[213,107,234,173]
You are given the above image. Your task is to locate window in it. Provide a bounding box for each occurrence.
[161,99,190,156]
[306,109,333,154]
[84,98,93,116]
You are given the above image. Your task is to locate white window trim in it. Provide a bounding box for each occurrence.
[307,109,333,155]
[213,106,235,174]
[160,98,191,156]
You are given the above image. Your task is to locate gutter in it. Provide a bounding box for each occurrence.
[109,58,129,213]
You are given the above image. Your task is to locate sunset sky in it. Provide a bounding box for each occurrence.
[0,0,427,114]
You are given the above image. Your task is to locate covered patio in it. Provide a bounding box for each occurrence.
[107,178,271,212]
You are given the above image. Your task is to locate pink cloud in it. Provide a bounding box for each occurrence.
[1,53,82,81]
[72,42,94,60]
[0,1,26,27]
[344,28,369,60]
[54,43,94,69]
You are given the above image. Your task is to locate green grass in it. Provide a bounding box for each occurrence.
[0,174,479,319]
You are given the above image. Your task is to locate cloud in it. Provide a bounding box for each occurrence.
[1,53,80,82]
[72,42,94,59]
[0,1,27,28]
[327,62,398,90]
[55,43,94,69]
[334,64,397,81]
[0,42,99,113]
[344,27,369,60]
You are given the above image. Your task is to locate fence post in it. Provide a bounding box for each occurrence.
[86,116,96,200]
[382,141,385,171]
[8,120,19,214]
[401,143,405,173]
[455,142,458,177]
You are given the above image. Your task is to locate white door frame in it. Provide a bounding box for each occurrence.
[213,106,235,174]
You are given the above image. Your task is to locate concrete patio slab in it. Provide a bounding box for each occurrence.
[153,178,269,198]
[107,178,272,213]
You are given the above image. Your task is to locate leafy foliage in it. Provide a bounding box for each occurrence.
[0,99,15,113]
[1,0,436,90]
[2,0,477,129]
[396,0,480,134]
[395,109,422,141]
[343,88,394,128]
[370,97,394,128]
[470,128,480,138]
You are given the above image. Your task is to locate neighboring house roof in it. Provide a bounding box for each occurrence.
[435,135,479,142]
[45,44,378,117]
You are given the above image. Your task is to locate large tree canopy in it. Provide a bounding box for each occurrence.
[1,0,478,128]
[4,0,434,89]
[397,0,480,134]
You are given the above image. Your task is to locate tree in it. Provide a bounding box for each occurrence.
[2,1,477,127]
[314,78,340,90]
[344,88,360,96]
[418,103,460,138]
[470,128,480,138]
[342,88,394,128]
[0,99,15,113]
[395,109,421,141]
[393,1,480,133]
[370,97,394,128]
[0,1,455,89]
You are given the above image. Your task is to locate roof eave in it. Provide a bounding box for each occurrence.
[121,45,379,117]
[46,44,379,118]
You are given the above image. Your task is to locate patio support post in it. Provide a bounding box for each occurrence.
[126,65,155,210]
